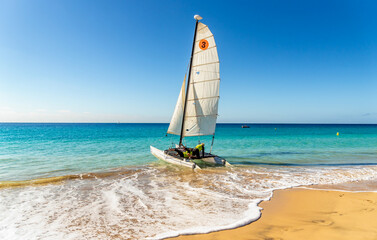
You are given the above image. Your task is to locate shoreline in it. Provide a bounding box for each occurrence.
[167,187,377,240]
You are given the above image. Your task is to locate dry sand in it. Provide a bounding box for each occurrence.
[168,188,377,240]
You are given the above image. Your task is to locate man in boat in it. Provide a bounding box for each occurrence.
[175,147,192,159]
[183,149,192,159]
[192,143,205,158]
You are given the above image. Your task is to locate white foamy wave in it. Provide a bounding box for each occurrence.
[0,165,377,240]
[152,198,267,240]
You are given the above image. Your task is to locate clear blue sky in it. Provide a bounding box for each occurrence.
[1,0,376,123]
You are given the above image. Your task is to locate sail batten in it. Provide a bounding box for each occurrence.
[192,61,219,68]
[187,96,219,101]
[195,35,214,42]
[185,114,218,118]
[190,78,220,84]
[168,21,220,138]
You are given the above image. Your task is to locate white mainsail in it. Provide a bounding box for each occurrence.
[167,22,220,137]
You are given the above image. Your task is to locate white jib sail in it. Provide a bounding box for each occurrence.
[167,75,186,135]
[168,22,220,137]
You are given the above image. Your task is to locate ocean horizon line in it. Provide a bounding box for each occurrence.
[1,122,377,125]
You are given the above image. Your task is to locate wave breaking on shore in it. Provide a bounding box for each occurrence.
[1,164,377,240]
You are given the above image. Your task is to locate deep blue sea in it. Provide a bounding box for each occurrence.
[1,123,377,239]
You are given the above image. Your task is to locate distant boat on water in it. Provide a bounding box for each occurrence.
[241,125,250,128]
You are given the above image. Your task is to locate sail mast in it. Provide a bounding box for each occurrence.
[179,15,202,146]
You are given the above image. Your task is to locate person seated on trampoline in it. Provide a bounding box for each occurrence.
[176,147,192,159]
[192,143,205,158]
[182,150,192,159]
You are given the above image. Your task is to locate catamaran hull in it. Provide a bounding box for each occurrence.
[150,146,231,169]
[150,146,200,169]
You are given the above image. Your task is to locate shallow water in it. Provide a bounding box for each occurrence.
[1,123,377,239]
[1,123,377,181]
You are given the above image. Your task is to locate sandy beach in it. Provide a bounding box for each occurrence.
[169,187,377,240]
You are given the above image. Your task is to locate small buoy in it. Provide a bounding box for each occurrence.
[336,132,339,136]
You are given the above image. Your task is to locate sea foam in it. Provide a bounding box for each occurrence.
[0,165,377,240]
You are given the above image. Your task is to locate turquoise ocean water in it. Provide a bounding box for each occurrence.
[1,123,377,239]
[1,123,376,181]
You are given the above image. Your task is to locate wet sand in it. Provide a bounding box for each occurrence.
[168,188,377,240]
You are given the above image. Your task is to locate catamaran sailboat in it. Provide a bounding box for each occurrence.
[150,15,229,169]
